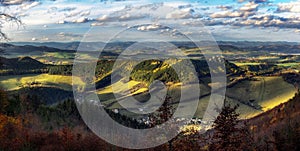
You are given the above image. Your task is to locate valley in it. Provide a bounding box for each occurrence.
[0,41,299,150]
[1,41,299,119]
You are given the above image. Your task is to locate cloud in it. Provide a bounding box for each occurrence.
[65,10,83,18]
[237,0,269,4]
[166,8,198,19]
[94,3,196,23]
[133,24,185,39]
[191,11,300,30]
[90,22,104,26]
[57,20,66,24]
[239,2,259,11]
[1,0,29,5]
[136,24,164,31]
[253,0,269,4]
[58,7,77,12]
[80,10,90,16]
[210,11,245,18]
[91,3,174,24]
[119,13,148,21]
[3,0,300,42]
[216,5,233,11]
[277,1,300,13]
[178,4,192,9]
[56,17,92,24]
[41,37,49,41]
[233,15,300,29]
[57,32,82,38]
[73,17,89,23]
[211,2,259,18]
[20,1,40,10]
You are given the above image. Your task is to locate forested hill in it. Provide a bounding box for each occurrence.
[246,91,300,150]
[0,57,48,75]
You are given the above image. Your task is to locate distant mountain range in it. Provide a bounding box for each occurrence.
[6,41,300,53]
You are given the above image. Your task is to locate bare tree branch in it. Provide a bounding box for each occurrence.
[0,0,35,41]
[0,13,22,41]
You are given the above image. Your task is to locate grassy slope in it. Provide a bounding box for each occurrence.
[95,76,296,119]
[226,76,296,117]
[0,74,85,91]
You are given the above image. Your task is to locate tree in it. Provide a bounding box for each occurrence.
[0,88,9,113]
[148,96,177,151]
[210,104,254,151]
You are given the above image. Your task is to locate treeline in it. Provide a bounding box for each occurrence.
[0,57,48,75]
[129,59,243,84]
[48,60,115,78]
[246,64,280,74]
[283,73,300,87]
[130,60,180,84]
[48,65,73,75]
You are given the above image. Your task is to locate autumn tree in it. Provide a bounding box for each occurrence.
[210,104,254,151]
[147,96,178,151]
[273,117,300,150]
[0,88,9,113]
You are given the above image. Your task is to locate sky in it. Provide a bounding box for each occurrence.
[1,0,300,42]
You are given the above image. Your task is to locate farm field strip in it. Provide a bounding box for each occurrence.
[0,74,85,91]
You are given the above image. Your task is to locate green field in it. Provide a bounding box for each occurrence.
[94,76,297,119]
[0,73,296,119]
[233,62,262,66]
[226,76,297,113]
[0,74,85,91]
[276,63,300,68]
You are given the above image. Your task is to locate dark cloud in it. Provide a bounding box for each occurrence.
[58,7,77,12]
[217,5,233,11]
[237,0,269,4]
[253,0,269,4]
[0,0,40,6]
[203,14,300,29]
[178,4,192,9]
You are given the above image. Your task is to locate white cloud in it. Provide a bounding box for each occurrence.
[41,37,49,41]
[73,17,89,23]
[210,11,244,18]
[119,14,147,21]
[3,0,300,42]
[166,8,197,19]
[90,22,104,26]
[57,20,66,24]
[239,2,259,11]
[137,24,162,31]
[80,10,91,16]
[234,15,300,28]
[57,32,82,39]
[216,5,233,11]
[2,0,26,5]
[277,1,300,13]
[20,1,41,10]
[96,14,116,22]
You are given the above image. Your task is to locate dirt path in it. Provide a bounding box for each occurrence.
[258,77,265,102]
